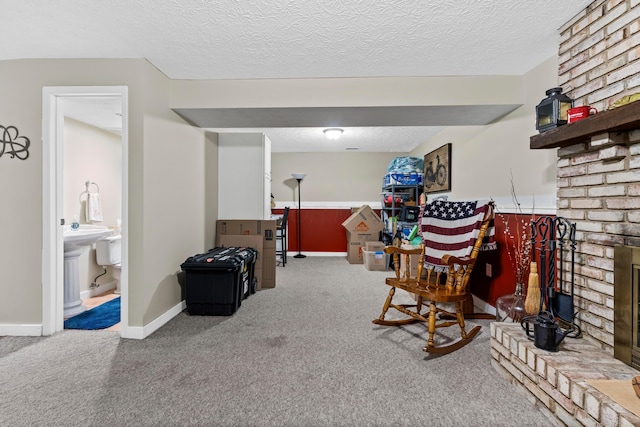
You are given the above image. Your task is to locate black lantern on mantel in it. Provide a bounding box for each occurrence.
[535,87,573,133]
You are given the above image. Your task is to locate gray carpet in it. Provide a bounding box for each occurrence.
[0,257,553,427]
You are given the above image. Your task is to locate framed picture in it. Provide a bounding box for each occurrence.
[423,143,451,194]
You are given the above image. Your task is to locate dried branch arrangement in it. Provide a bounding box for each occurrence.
[497,172,534,286]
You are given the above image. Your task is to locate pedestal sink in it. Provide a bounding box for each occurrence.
[63,225,113,318]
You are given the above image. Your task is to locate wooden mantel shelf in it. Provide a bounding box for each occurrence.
[530,101,640,149]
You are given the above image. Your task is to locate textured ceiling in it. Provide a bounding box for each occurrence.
[3,0,593,151]
[2,0,591,79]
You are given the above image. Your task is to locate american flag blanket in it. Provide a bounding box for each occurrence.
[419,199,496,272]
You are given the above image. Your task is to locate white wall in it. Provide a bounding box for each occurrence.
[64,117,122,292]
[64,117,122,227]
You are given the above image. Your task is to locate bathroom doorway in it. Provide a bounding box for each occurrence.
[42,86,129,336]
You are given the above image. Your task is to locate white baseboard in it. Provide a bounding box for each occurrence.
[119,300,186,340]
[0,324,42,336]
[1,300,185,340]
[473,295,496,316]
[80,280,117,300]
[299,252,346,257]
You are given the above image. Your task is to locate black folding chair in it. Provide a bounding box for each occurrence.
[276,207,290,266]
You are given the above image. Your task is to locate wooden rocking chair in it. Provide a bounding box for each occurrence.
[372,200,495,355]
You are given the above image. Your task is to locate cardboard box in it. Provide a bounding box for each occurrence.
[216,219,277,249]
[343,206,384,264]
[216,220,277,288]
[217,235,264,290]
[346,231,379,264]
[362,249,389,271]
[341,205,384,234]
[365,241,386,252]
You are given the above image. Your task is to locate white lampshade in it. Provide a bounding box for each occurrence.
[323,128,344,140]
[291,173,306,180]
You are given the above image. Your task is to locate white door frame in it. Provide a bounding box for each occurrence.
[42,86,129,336]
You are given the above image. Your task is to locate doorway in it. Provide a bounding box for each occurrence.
[42,86,129,336]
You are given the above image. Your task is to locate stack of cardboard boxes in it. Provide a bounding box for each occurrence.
[341,205,384,264]
[215,219,277,290]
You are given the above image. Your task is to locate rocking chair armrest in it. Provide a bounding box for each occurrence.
[384,246,423,256]
[441,254,474,266]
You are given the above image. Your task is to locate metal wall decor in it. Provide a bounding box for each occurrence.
[423,143,451,194]
[1,125,31,160]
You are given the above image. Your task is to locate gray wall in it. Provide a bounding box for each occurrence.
[0,54,559,335]
[271,152,406,207]
[0,59,208,331]
[268,58,559,213]
[410,56,560,214]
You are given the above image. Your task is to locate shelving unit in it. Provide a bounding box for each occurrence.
[381,183,421,218]
[380,183,422,243]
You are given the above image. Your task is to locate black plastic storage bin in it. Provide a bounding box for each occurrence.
[180,246,257,316]
[233,246,258,299]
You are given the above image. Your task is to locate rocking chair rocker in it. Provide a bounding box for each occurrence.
[372,200,495,355]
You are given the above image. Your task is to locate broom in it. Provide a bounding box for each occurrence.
[524,261,541,315]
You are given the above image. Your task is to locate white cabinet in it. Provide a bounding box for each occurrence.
[218,133,271,220]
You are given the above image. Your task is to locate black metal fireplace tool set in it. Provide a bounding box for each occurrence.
[521,216,582,352]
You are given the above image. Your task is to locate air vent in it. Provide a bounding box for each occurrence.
[632,353,640,370]
[345,147,359,151]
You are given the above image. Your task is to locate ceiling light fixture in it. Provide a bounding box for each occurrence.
[323,128,344,140]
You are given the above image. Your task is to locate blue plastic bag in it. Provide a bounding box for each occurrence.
[386,156,424,173]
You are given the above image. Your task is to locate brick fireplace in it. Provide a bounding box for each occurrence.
[490,2,640,425]
[543,104,640,355]
[538,0,640,356]
[506,104,640,424]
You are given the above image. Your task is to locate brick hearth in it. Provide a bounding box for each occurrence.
[491,323,640,426]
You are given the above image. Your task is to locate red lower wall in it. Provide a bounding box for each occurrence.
[472,214,536,307]
[275,208,353,253]
[274,208,535,307]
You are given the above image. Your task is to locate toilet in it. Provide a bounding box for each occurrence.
[96,235,122,294]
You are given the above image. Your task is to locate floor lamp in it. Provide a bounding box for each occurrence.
[291,173,307,259]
